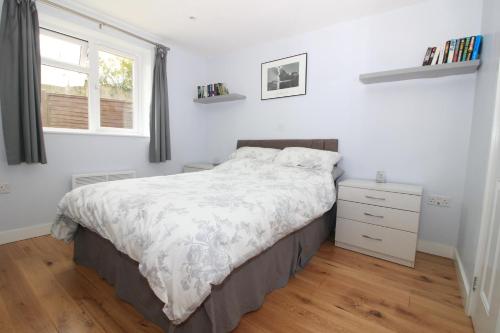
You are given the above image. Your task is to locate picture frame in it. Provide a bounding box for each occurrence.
[261,53,307,100]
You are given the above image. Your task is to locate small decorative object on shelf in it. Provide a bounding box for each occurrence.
[375,171,386,183]
[422,35,482,66]
[197,83,229,99]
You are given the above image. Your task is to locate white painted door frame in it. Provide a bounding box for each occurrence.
[467,58,500,318]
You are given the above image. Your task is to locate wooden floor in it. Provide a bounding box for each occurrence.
[0,236,473,333]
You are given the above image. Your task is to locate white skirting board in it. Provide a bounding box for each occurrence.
[0,223,52,245]
[454,249,471,314]
[416,239,455,258]
[1,224,458,257]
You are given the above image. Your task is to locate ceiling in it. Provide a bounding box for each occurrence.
[72,0,424,55]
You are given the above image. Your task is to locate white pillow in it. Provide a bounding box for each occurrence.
[274,147,342,172]
[228,147,280,162]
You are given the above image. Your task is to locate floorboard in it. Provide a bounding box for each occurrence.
[0,236,474,332]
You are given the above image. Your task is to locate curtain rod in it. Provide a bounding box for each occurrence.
[37,0,170,51]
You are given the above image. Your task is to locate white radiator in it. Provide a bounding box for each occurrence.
[72,170,136,189]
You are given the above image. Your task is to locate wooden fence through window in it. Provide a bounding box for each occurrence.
[41,92,133,129]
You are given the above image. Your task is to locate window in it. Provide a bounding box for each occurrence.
[40,27,149,136]
[98,50,134,129]
[41,30,89,129]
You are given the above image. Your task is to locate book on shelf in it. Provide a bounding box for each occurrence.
[422,47,432,66]
[456,38,466,62]
[447,39,457,63]
[422,35,483,67]
[432,47,441,65]
[466,36,475,61]
[442,40,451,64]
[422,47,436,66]
[471,35,482,60]
[462,37,471,62]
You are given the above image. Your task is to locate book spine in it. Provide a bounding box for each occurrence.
[466,36,475,61]
[447,39,456,63]
[456,38,466,62]
[423,47,432,66]
[428,47,437,65]
[432,48,441,65]
[442,40,451,64]
[220,83,226,95]
[472,35,483,60]
[462,37,471,61]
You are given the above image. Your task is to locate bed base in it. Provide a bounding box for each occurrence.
[74,206,336,333]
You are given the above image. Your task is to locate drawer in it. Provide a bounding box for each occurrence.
[335,218,417,262]
[338,200,419,233]
[338,186,421,212]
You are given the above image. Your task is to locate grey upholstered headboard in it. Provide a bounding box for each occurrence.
[236,139,339,152]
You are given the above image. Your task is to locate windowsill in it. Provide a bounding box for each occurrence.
[43,128,149,139]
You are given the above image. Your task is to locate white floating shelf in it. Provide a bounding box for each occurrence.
[359,60,481,84]
[193,93,246,104]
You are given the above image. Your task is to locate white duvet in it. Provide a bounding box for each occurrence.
[51,158,336,324]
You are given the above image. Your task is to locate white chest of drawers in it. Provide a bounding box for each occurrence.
[183,163,214,173]
[335,179,423,267]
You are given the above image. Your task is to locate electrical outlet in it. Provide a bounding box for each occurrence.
[428,195,450,207]
[0,183,10,194]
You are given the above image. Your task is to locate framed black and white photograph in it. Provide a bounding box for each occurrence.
[261,53,307,100]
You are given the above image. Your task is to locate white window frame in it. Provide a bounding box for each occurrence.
[39,16,152,137]
[93,45,141,135]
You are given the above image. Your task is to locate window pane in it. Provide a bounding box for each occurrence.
[40,31,88,67]
[99,51,134,129]
[41,65,89,129]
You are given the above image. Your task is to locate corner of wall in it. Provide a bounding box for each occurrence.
[417,239,455,259]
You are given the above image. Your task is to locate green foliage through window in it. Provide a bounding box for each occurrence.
[99,51,133,101]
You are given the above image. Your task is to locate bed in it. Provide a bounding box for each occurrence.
[52,139,340,333]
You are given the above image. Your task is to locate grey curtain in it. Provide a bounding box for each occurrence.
[149,45,171,162]
[0,0,46,165]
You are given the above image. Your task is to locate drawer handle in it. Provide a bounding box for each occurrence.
[365,195,386,201]
[362,234,383,242]
[364,212,384,219]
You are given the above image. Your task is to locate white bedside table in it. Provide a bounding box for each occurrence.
[335,179,423,267]
[183,163,215,173]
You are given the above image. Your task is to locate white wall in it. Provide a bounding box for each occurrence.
[0,0,488,254]
[0,0,209,233]
[457,0,500,287]
[202,0,482,248]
